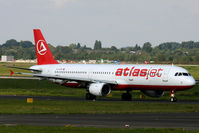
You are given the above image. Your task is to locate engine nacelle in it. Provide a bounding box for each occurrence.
[49,79,65,85]
[141,90,164,98]
[89,83,111,96]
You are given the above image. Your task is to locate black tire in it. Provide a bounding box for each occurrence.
[121,93,132,101]
[86,93,96,100]
[170,97,177,102]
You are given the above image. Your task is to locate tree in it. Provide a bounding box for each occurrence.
[20,41,34,48]
[3,39,19,47]
[77,43,81,49]
[158,54,166,62]
[94,40,102,50]
[111,46,117,51]
[133,44,141,51]
[195,54,199,62]
[158,42,180,50]
[142,42,152,53]
[69,43,77,49]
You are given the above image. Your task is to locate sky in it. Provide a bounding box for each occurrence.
[0,0,199,48]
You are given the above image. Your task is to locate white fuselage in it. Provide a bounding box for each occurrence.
[30,64,196,91]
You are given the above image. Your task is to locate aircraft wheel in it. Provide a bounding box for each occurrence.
[170,90,177,102]
[86,93,96,100]
[121,93,132,101]
[170,97,177,102]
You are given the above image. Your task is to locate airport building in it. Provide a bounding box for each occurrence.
[1,55,14,62]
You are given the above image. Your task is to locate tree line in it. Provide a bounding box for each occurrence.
[1,39,199,64]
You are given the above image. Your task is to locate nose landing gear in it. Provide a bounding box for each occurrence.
[170,90,177,102]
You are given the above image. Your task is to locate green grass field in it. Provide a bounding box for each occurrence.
[180,65,199,80]
[0,79,86,97]
[1,98,199,114]
[0,125,198,133]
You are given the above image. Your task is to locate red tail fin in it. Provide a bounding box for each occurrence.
[33,29,58,65]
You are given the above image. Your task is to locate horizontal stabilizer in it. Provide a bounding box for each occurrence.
[9,69,14,76]
[4,65,42,72]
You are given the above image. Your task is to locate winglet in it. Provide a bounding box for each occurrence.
[10,69,14,76]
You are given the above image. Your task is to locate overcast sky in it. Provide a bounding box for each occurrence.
[0,0,199,48]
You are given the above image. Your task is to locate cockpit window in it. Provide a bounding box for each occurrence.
[174,72,191,76]
[174,73,178,76]
[183,73,188,76]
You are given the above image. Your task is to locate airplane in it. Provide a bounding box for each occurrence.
[8,29,196,102]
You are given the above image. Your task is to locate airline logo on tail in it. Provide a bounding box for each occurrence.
[33,29,58,65]
[37,40,47,55]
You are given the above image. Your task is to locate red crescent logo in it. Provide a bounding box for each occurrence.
[37,40,47,55]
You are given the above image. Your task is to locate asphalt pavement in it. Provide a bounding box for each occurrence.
[0,113,198,130]
[0,95,198,129]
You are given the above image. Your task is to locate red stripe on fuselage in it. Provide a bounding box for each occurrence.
[61,82,194,91]
[113,84,195,91]
[60,82,194,91]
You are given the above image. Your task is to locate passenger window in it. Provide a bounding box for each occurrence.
[174,73,178,76]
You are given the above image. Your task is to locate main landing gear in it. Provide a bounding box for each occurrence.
[85,93,96,100]
[170,90,177,102]
[121,91,132,101]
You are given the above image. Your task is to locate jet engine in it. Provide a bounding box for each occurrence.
[141,90,164,97]
[89,83,111,96]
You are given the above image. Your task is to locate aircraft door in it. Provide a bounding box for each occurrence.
[162,68,170,83]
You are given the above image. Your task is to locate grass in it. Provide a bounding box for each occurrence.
[0,125,198,133]
[181,65,199,80]
[0,98,199,114]
[0,79,86,97]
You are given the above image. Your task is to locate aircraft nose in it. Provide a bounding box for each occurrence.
[186,77,196,86]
